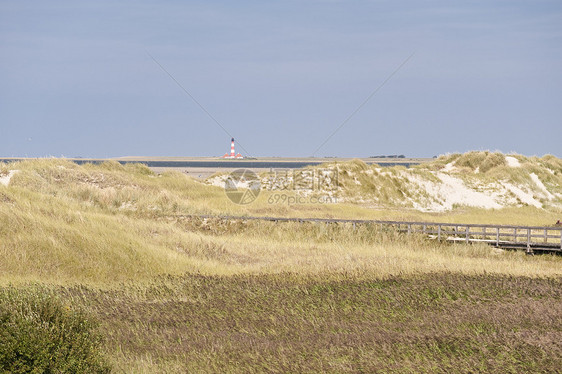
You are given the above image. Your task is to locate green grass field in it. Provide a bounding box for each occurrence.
[1,156,561,372]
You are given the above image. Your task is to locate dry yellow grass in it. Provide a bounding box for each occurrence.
[0,158,560,288]
[2,158,562,373]
[179,221,562,279]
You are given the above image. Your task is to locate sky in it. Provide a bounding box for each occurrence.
[1,1,561,158]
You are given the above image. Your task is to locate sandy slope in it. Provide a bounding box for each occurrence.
[205,152,562,213]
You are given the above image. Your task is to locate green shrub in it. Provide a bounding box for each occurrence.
[0,286,110,373]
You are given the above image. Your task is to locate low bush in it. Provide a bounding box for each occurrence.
[0,286,110,373]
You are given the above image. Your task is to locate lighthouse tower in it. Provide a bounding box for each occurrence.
[230,138,235,157]
[222,138,243,159]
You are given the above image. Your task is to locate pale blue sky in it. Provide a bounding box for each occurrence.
[1,1,561,158]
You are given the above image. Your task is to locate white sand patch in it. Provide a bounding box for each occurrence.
[398,166,561,212]
[529,173,554,200]
[505,156,521,167]
[433,173,502,211]
[403,171,502,212]
[225,178,260,190]
[0,170,19,186]
[502,182,542,208]
[442,162,457,172]
[206,175,227,188]
[208,174,262,192]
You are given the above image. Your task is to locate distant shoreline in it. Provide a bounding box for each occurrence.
[0,156,431,164]
[0,157,432,179]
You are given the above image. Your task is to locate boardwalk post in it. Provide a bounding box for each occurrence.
[544,229,547,243]
[407,224,411,235]
[465,226,469,244]
[496,227,500,247]
[438,224,441,241]
[513,228,517,243]
[526,228,533,255]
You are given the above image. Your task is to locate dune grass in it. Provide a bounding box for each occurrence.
[1,158,561,287]
[249,152,562,215]
[5,156,562,222]
[1,157,561,372]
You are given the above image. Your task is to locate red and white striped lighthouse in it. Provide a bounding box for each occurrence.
[222,137,243,159]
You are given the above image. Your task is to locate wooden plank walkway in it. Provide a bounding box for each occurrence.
[179,214,562,254]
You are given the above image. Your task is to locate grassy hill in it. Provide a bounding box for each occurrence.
[332,152,562,212]
[1,154,561,372]
[206,151,562,213]
[1,156,561,286]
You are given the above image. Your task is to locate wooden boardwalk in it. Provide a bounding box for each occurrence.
[181,215,562,254]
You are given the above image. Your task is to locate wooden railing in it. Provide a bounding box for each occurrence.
[179,215,562,253]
